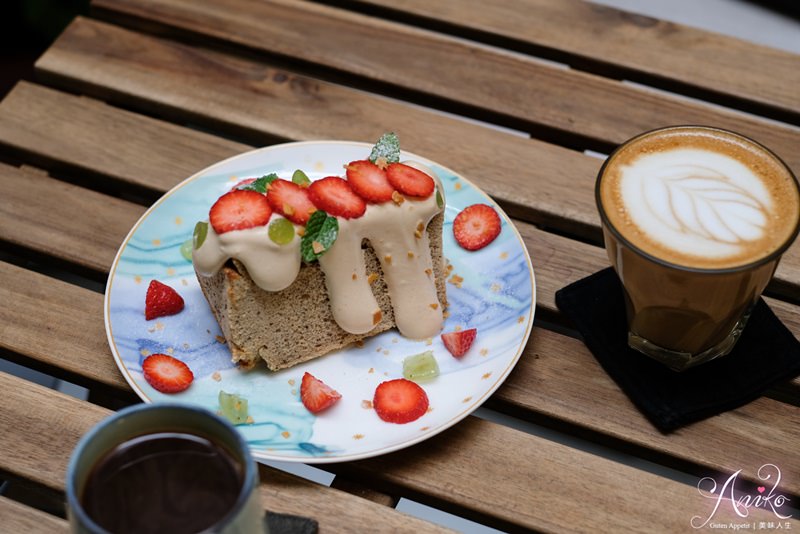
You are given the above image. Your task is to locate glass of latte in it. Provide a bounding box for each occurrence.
[596,126,800,371]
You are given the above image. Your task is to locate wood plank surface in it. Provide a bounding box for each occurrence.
[0,497,69,534]
[341,0,800,120]
[4,245,800,499]
[29,21,800,299]
[0,372,451,533]
[1,371,790,532]
[90,0,800,171]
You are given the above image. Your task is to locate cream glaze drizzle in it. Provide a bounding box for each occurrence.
[193,162,444,339]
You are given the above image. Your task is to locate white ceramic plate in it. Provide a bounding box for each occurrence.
[105,141,535,463]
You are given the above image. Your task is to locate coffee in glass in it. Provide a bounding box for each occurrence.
[596,126,800,370]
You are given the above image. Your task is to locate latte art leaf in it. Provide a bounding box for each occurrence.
[642,165,768,244]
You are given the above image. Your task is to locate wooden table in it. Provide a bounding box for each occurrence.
[1,1,799,532]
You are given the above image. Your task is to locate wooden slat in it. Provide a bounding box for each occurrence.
[6,254,800,497]
[89,0,800,172]
[0,497,68,534]
[0,372,450,533]
[341,0,800,120]
[28,21,800,300]
[2,371,789,532]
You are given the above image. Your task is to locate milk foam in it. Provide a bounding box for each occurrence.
[619,148,771,259]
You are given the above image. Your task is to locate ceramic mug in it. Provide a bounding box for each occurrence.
[66,403,265,534]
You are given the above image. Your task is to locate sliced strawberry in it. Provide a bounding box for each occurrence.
[142,353,194,393]
[145,280,185,320]
[441,328,477,358]
[308,176,366,219]
[266,178,317,225]
[386,163,435,198]
[230,177,256,190]
[346,160,395,203]
[300,372,342,414]
[453,203,501,251]
[209,189,272,234]
[373,379,429,424]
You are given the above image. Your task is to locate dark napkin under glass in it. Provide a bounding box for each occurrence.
[265,511,318,534]
[555,267,800,432]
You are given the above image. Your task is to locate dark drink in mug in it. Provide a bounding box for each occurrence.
[596,126,800,370]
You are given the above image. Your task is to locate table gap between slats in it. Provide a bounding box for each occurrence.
[312,0,800,124]
[27,19,800,303]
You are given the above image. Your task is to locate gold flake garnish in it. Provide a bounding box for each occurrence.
[152,239,161,246]
[414,221,425,239]
[181,279,188,286]
[375,156,389,169]
[424,268,433,277]
[215,335,226,344]
[407,251,415,259]
[312,241,325,254]
[482,372,492,379]
[454,181,462,190]
[368,367,374,374]
[166,347,174,354]
[246,416,254,424]
[296,227,306,237]
[134,275,142,284]
[353,434,365,440]
[429,303,439,310]
[291,389,297,396]
[420,426,430,431]
[212,371,222,382]
[425,338,433,346]
[517,315,525,324]
[288,379,296,386]
[480,348,489,356]
[391,190,405,204]
[140,349,151,357]
[414,229,423,239]
[454,325,463,332]
[446,263,454,272]
[283,203,295,216]
[443,310,450,318]
[352,272,357,281]
[367,272,379,284]
[175,216,182,225]
[373,310,382,325]
[229,175,238,182]
[491,283,501,292]
[384,254,392,265]
[426,406,433,412]
[376,347,382,353]
[155,322,165,331]
[500,252,509,260]
[383,350,389,355]
[281,431,291,439]
[166,267,176,276]
[361,400,373,409]
[462,396,472,403]
[313,161,325,171]
[449,274,464,288]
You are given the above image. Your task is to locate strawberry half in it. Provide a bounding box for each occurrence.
[230,177,255,190]
[386,163,435,198]
[142,353,194,393]
[145,280,185,320]
[452,203,501,251]
[441,328,477,358]
[373,378,429,424]
[308,176,366,219]
[266,179,317,225]
[346,160,395,203]
[300,372,342,414]
[209,189,272,234]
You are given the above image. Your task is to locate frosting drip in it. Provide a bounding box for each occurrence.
[193,162,444,339]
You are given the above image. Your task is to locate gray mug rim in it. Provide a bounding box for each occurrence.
[595,125,800,275]
[66,402,258,534]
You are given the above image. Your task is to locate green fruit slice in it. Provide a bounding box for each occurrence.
[193,221,208,249]
[268,218,295,245]
[180,238,193,262]
[403,351,439,383]
[292,169,311,187]
[218,390,249,424]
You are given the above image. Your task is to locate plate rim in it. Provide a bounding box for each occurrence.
[104,139,536,463]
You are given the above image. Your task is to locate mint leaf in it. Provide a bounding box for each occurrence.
[301,210,339,263]
[369,132,400,165]
[435,188,444,209]
[238,173,279,193]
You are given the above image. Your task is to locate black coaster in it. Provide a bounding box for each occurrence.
[555,268,800,432]
[265,511,319,534]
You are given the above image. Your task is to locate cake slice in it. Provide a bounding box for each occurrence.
[192,134,448,371]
